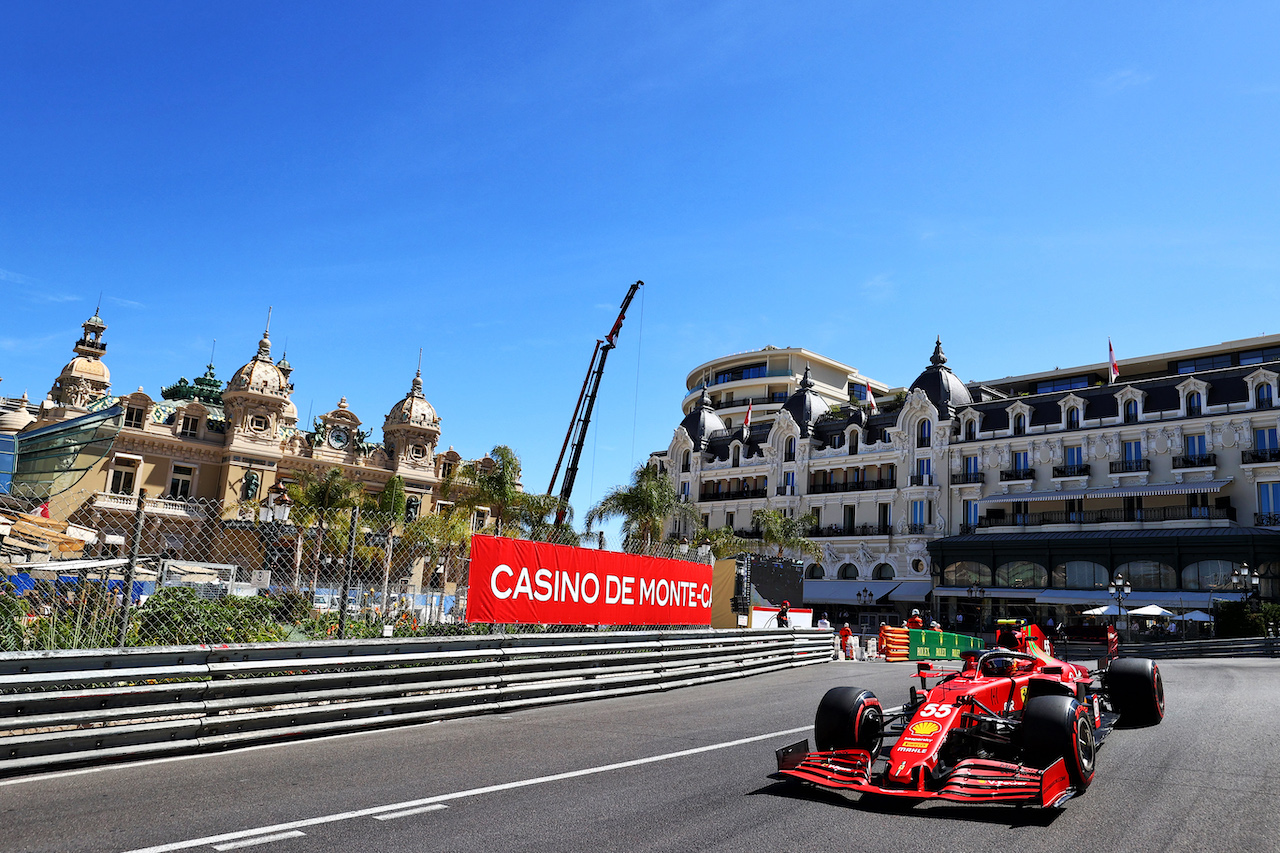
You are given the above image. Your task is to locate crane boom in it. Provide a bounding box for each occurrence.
[549,280,644,526]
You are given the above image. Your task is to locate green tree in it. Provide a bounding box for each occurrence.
[586,464,698,554]
[514,492,580,545]
[375,475,408,611]
[696,524,752,560]
[458,445,523,535]
[285,467,364,592]
[401,504,474,592]
[751,507,822,561]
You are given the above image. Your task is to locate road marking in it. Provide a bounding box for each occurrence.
[119,725,811,853]
[211,831,305,850]
[373,803,448,820]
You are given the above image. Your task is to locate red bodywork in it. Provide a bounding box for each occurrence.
[780,624,1094,807]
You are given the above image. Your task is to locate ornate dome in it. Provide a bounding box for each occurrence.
[227,331,289,396]
[908,337,972,416]
[781,365,828,437]
[0,394,35,433]
[59,355,110,384]
[679,388,726,449]
[385,370,439,428]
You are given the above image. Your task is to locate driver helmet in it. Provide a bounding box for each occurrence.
[911,609,920,616]
[781,600,790,608]
[987,655,1014,676]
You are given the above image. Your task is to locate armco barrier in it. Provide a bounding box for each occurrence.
[0,628,831,776]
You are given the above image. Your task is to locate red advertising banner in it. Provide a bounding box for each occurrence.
[465,535,713,626]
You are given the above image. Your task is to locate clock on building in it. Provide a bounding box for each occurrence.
[328,425,351,450]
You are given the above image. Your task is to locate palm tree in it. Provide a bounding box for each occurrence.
[586,464,698,554]
[514,492,580,545]
[458,445,523,536]
[400,504,474,592]
[751,507,822,561]
[285,467,364,592]
[375,475,407,613]
[695,524,752,561]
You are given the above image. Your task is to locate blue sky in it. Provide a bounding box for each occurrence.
[4,2,1280,525]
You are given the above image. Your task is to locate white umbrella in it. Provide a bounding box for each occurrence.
[1083,604,1127,616]
[1128,604,1175,617]
[1177,609,1214,622]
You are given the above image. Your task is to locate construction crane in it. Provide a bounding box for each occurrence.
[547,280,644,526]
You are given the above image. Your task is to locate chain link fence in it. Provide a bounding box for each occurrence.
[0,489,712,652]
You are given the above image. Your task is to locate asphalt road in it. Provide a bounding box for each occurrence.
[5,658,1279,853]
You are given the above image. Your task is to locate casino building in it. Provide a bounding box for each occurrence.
[652,335,1280,630]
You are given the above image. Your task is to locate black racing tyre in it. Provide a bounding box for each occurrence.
[814,686,884,755]
[1021,695,1096,792]
[1106,657,1165,726]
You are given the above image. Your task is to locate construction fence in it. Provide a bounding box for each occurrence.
[0,489,712,652]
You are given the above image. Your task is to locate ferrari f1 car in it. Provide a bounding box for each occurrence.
[776,620,1164,808]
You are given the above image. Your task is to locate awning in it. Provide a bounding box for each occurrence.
[978,489,1089,504]
[932,585,1046,600]
[1037,590,1216,608]
[802,579,902,605]
[887,580,933,601]
[978,479,1232,504]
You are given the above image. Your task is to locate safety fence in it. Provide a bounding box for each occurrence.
[1,490,712,651]
[0,628,831,776]
[1055,636,1280,661]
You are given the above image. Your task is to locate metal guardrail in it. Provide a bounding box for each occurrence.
[0,629,832,776]
[1057,636,1280,662]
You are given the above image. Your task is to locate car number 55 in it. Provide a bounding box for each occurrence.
[919,703,953,718]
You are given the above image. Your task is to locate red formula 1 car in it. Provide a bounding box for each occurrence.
[776,620,1164,808]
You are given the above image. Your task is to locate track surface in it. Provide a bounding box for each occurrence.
[5,658,1279,853]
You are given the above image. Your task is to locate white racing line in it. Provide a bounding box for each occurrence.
[120,725,812,853]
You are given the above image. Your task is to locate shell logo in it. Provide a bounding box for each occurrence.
[908,721,942,737]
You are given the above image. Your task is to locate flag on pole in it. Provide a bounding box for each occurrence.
[742,400,752,436]
[1108,338,1119,383]
[866,386,878,415]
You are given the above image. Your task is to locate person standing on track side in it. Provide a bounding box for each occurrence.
[777,600,791,628]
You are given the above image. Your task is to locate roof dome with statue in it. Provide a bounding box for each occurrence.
[781,365,828,437]
[385,370,439,429]
[678,388,726,449]
[227,330,290,397]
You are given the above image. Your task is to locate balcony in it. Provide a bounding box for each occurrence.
[979,505,1235,528]
[1242,448,1280,464]
[92,491,205,520]
[709,393,787,411]
[806,478,896,494]
[951,472,985,485]
[1256,513,1280,527]
[1053,464,1091,478]
[999,468,1035,482]
[697,488,768,502]
[1110,459,1150,474]
[908,474,934,486]
[776,486,796,497]
[1172,453,1217,469]
[907,523,927,534]
[808,523,893,538]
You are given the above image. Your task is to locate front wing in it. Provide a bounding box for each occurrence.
[776,747,1075,808]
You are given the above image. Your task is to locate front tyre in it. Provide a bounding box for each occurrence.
[814,686,883,755]
[1021,695,1096,791]
[1106,657,1165,726]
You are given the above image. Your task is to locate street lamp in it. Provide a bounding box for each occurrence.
[966,585,987,633]
[856,587,873,606]
[1108,573,1133,641]
[1232,563,1260,603]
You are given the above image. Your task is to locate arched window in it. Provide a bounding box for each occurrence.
[917,420,932,448]
[838,563,858,580]
[1116,560,1177,590]
[731,446,740,467]
[1066,407,1080,430]
[872,563,895,580]
[805,564,824,580]
[1180,560,1237,590]
[942,561,992,587]
[1124,399,1139,424]
[1257,384,1274,410]
[1051,561,1109,589]
[1187,392,1202,417]
[1013,413,1026,436]
[681,449,691,473]
[965,421,976,441]
[994,561,1049,589]
[785,437,796,462]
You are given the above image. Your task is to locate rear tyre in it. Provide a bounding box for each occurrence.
[1022,695,1096,791]
[814,687,883,755]
[1106,657,1165,726]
